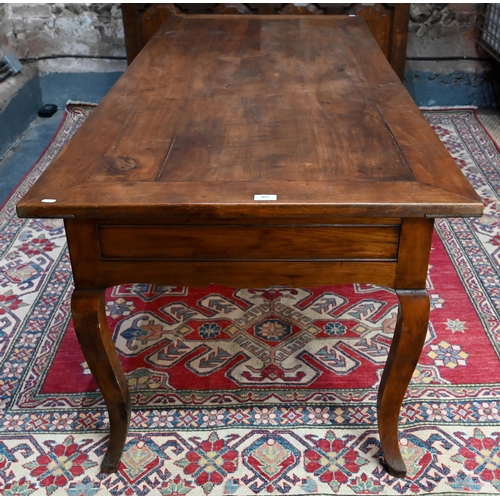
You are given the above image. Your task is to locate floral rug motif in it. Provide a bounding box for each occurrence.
[0,105,500,495]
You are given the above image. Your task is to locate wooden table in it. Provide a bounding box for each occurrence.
[17,15,483,477]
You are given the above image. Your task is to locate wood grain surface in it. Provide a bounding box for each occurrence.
[121,3,410,81]
[17,15,482,220]
[98,224,400,261]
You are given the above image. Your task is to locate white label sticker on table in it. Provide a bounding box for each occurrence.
[254,194,277,201]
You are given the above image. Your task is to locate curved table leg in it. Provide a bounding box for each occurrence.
[71,289,130,473]
[377,289,430,477]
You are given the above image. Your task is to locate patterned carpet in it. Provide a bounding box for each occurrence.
[477,109,500,146]
[0,105,500,495]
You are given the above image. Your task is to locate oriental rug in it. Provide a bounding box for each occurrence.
[0,104,499,495]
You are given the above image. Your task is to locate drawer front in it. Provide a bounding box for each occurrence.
[98,224,400,261]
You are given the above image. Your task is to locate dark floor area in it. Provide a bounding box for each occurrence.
[0,111,63,205]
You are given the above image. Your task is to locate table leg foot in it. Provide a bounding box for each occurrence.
[377,289,430,478]
[383,450,407,478]
[101,444,125,474]
[71,289,131,474]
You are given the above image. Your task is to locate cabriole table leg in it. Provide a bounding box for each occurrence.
[377,289,430,477]
[71,289,131,473]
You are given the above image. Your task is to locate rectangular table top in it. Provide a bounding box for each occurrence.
[17,15,482,220]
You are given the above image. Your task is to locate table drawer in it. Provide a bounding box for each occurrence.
[98,224,400,261]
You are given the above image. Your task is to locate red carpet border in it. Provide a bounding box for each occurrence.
[0,105,499,494]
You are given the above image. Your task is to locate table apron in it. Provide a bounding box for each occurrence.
[98,223,400,262]
[64,218,433,290]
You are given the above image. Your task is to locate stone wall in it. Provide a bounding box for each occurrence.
[0,4,11,51]
[409,3,477,42]
[408,3,480,59]
[0,3,126,146]
[405,4,495,107]
[1,3,126,73]
[0,3,485,74]
[0,3,495,108]
[0,3,39,119]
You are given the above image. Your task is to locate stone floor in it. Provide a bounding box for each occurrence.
[1,107,499,207]
[0,110,62,205]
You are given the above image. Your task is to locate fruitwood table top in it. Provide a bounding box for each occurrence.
[17,15,482,220]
